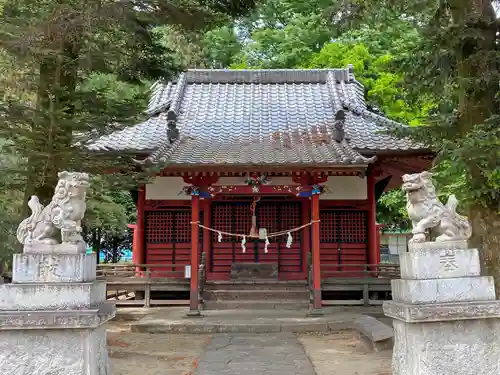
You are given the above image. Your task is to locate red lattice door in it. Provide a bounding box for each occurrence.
[256,202,302,276]
[319,210,368,278]
[210,201,303,278]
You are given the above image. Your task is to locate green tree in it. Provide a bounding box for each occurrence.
[0,0,256,265]
[83,176,136,263]
[0,0,256,213]
[230,0,334,68]
[334,0,500,291]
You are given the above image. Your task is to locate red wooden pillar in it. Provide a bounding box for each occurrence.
[203,199,212,273]
[301,199,311,277]
[376,224,382,264]
[310,192,323,313]
[127,223,138,262]
[367,172,378,267]
[136,186,146,275]
[189,193,201,316]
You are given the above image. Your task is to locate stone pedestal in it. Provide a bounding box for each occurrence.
[0,252,115,375]
[384,241,500,375]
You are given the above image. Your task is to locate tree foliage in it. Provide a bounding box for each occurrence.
[330,0,500,289]
[0,0,256,267]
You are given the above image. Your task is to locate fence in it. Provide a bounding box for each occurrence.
[307,254,400,306]
[97,254,206,308]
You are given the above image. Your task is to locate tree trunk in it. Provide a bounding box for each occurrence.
[25,38,80,208]
[447,0,500,295]
[95,228,102,264]
[470,205,500,297]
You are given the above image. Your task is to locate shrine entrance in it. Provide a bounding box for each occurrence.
[209,198,304,280]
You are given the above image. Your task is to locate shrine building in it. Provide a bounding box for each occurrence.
[90,67,432,312]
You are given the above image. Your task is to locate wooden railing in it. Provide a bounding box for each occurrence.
[97,256,208,308]
[320,263,400,306]
[305,259,400,307]
[320,263,401,279]
[97,263,190,307]
[97,259,399,308]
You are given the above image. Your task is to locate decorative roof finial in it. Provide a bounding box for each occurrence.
[332,109,346,142]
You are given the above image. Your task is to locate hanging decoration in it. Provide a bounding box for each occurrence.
[241,235,246,252]
[286,232,293,248]
[191,220,321,253]
[264,236,270,253]
[180,185,200,196]
[311,184,325,195]
[244,173,271,192]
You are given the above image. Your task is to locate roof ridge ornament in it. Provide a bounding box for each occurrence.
[166,73,187,122]
[166,73,186,143]
[332,109,346,142]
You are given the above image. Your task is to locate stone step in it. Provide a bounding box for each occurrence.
[204,280,307,291]
[203,300,310,310]
[204,289,310,301]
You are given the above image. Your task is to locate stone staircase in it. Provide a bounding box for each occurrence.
[202,263,310,310]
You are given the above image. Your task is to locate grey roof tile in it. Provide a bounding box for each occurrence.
[90,68,425,165]
[87,116,167,152]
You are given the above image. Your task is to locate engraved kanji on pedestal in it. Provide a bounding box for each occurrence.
[439,250,459,272]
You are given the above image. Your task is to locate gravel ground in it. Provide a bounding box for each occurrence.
[107,322,211,375]
[298,331,392,375]
[106,323,391,375]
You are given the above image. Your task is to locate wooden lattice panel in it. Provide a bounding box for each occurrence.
[210,201,303,278]
[144,209,202,277]
[212,203,252,242]
[319,209,368,277]
[257,203,278,234]
[337,211,367,243]
[319,210,367,243]
[175,211,192,243]
[145,211,174,243]
[145,210,193,244]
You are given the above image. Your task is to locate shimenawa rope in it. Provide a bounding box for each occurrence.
[190,220,320,253]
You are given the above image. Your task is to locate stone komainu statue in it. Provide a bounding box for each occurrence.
[16,171,90,247]
[402,171,472,243]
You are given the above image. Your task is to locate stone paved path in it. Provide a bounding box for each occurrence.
[194,333,317,375]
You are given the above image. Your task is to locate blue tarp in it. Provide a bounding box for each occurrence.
[86,248,133,262]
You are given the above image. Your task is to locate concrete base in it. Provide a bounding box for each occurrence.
[307,308,324,317]
[385,240,500,375]
[353,315,393,352]
[13,253,96,283]
[22,242,87,254]
[0,325,110,375]
[0,251,114,375]
[0,281,106,310]
[384,300,500,323]
[186,309,202,318]
[391,276,495,304]
[392,318,500,375]
[400,247,480,279]
[128,306,383,334]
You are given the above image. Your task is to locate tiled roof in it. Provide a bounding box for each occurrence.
[89,68,423,166]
